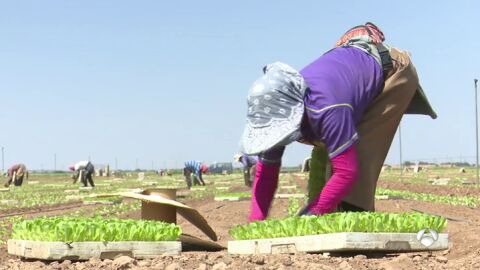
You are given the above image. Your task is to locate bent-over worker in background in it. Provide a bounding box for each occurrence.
[69,160,95,187]
[238,22,437,221]
[183,160,208,189]
[234,154,257,187]
[4,163,28,187]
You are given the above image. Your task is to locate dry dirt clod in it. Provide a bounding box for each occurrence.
[196,263,208,270]
[49,261,61,269]
[113,255,136,270]
[338,261,353,270]
[435,256,448,263]
[165,262,182,270]
[281,258,293,266]
[60,260,72,267]
[74,262,86,270]
[88,257,101,265]
[212,262,227,270]
[413,256,422,262]
[253,255,265,265]
[137,260,152,267]
[354,254,367,260]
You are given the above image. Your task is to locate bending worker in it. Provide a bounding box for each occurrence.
[183,160,208,188]
[239,23,436,221]
[4,163,28,187]
[234,154,257,187]
[69,160,95,187]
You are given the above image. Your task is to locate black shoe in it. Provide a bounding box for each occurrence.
[337,201,367,212]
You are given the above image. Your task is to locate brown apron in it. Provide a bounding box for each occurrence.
[342,48,427,210]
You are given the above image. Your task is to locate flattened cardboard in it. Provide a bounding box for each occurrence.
[179,234,225,251]
[120,189,218,241]
[141,189,177,224]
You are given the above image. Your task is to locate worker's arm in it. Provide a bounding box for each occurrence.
[305,144,359,214]
[303,107,360,214]
[248,146,285,221]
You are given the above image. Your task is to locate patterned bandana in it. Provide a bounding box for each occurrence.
[239,62,307,155]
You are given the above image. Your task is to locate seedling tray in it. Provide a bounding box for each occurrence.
[228,232,448,254]
[8,239,181,260]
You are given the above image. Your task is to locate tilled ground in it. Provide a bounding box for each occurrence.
[1,176,480,270]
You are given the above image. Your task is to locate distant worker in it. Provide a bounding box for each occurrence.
[183,160,208,188]
[234,154,257,187]
[301,157,311,173]
[69,160,95,187]
[4,163,28,187]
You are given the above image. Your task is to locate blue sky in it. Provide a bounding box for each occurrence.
[0,1,478,170]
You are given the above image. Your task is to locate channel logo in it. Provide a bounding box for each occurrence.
[417,229,439,247]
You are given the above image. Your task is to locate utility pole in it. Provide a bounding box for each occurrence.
[1,147,4,173]
[475,79,479,185]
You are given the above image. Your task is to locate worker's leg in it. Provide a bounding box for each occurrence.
[4,176,13,187]
[198,173,205,186]
[184,168,192,188]
[86,172,95,187]
[14,176,24,186]
[244,167,251,187]
[342,48,420,211]
[80,170,88,187]
[192,174,200,186]
[248,165,256,187]
[86,163,95,187]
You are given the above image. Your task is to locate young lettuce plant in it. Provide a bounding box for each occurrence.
[11,216,181,242]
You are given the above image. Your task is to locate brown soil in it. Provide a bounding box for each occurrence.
[1,175,480,269]
[0,201,84,219]
[378,181,480,197]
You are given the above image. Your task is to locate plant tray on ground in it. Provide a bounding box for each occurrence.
[229,212,447,240]
[227,232,448,254]
[8,239,181,260]
[8,217,183,260]
[228,212,448,254]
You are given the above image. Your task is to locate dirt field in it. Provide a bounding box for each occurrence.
[1,173,479,270]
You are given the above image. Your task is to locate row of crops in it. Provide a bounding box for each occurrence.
[0,169,475,245]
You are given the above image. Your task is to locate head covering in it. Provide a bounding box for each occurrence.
[200,164,209,173]
[233,154,243,162]
[239,62,307,155]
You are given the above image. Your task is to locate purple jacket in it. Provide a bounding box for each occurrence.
[299,46,384,158]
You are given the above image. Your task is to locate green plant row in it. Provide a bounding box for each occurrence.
[216,192,251,198]
[11,216,181,242]
[82,196,123,203]
[229,212,447,240]
[376,188,478,207]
